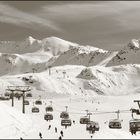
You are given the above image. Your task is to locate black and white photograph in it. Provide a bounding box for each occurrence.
[0,0,140,139]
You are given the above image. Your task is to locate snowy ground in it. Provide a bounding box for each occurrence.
[0,94,140,139]
[0,36,140,139]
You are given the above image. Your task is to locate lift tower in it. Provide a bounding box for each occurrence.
[7,86,31,114]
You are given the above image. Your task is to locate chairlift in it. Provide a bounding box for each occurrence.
[14,93,22,98]
[60,111,69,119]
[26,93,32,97]
[86,121,100,131]
[44,113,53,121]
[61,118,72,127]
[0,96,10,100]
[32,107,39,113]
[45,106,53,112]
[4,92,10,97]
[80,116,90,124]
[24,100,29,105]
[109,119,122,129]
[129,119,140,133]
[35,100,42,105]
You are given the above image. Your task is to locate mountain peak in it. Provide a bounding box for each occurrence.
[126,39,139,50]
[25,36,36,45]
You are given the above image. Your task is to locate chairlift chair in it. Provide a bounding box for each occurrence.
[35,100,42,105]
[129,119,140,133]
[26,93,32,97]
[45,106,53,112]
[44,113,53,121]
[61,118,72,127]
[80,116,90,124]
[4,92,10,97]
[32,106,39,113]
[24,100,30,105]
[86,121,100,131]
[0,96,10,100]
[60,111,69,119]
[109,119,122,129]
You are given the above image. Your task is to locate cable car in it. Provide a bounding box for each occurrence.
[44,113,53,121]
[26,93,32,97]
[61,118,72,127]
[24,100,29,105]
[129,119,140,133]
[35,100,42,105]
[60,111,69,119]
[80,116,90,124]
[109,119,122,129]
[86,121,100,131]
[32,107,39,113]
[45,106,53,112]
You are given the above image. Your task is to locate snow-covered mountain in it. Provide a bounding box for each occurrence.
[0,36,140,96]
[47,45,117,67]
[0,36,78,55]
[107,39,140,66]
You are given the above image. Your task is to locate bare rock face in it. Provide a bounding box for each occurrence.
[77,68,96,80]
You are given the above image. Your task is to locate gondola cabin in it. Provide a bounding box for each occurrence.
[26,93,32,97]
[32,107,39,113]
[44,113,53,121]
[61,119,72,126]
[80,117,90,124]
[45,106,53,112]
[35,100,42,105]
[60,111,69,119]
[129,119,140,133]
[24,100,29,105]
[86,121,99,131]
[109,119,122,129]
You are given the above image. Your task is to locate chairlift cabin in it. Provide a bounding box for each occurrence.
[80,116,90,124]
[86,121,100,131]
[45,106,53,112]
[109,119,122,129]
[44,113,53,121]
[129,119,140,133]
[61,118,72,127]
[32,107,39,113]
[60,111,69,119]
[24,100,29,105]
[35,100,42,105]
[26,93,32,97]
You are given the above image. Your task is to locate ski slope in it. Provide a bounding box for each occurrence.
[0,36,140,139]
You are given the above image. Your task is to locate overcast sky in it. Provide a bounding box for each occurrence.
[0,1,140,50]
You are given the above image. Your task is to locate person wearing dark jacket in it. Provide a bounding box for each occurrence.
[60,130,63,137]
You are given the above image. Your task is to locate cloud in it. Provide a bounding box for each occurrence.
[41,1,140,31]
[0,2,60,31]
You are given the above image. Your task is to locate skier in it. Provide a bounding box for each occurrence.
[55,127,57,133]
[48,125,51,130]
[60,130,63,137]
[39,132,42,139]
[59,136,62,140]
[73,120,75,124]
